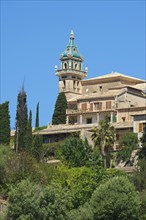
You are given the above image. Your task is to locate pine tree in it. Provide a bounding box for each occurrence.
[35,102,39,128]
[15,87,28,152]
[25,110,32,151]
[52,92,67,125]
[0,101,10,145]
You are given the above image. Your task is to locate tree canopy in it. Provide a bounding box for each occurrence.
[56,137,102,168]
[0,101,10,145]
[117,132,138,166]
[139,125,146,160]
[35,102,39,128]
[69,176,141,220]
[15,87,28,152]
[7,179,73,220]
[52,92,67,125]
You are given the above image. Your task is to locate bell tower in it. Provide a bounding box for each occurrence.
[55,31,88,98]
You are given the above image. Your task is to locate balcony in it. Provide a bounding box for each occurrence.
[66,108,93,115]
[55,69,87,78]
[66,108,115,115]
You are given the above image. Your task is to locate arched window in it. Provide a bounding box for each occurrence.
[63,80,66,88]
[75,63,77,69]
[64,63,67,69]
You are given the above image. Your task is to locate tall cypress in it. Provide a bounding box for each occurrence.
[25,110,32,152]
[15,87,28,152]
[35,102,39,128]
[52,92,67,125]
[0,101,10,145]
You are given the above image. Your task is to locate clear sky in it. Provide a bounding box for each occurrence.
[1,0,145,129]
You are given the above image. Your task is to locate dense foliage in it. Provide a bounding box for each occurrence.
[117,132,138,165]
[139,125,146,160]
[132,159,146,192]
[7,180,73,220]
[1,92,146,219]
[31,135,43,161]
[52,92,67,124]
[0,102,10,145]
[68,176,141,220]
[53,165,101,208]
[15,87,28,151]
[56,137,102,168]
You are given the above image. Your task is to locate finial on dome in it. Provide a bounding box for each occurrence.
[70,30,74,39]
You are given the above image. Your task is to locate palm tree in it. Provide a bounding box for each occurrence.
[91,116,115,168]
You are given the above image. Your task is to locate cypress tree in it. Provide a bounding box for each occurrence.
[52,92,67,125]
[35,102,39,128]
[25,110,32,151]
[32,135,43,161]
[15,87,28,152]
[0,101,10,145]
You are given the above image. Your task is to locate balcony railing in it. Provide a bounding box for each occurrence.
[56,69,87,78]
[66,109,92,114]
[66,108,115,114]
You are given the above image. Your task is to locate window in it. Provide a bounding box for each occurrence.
[122,117,126,122]
[106,101,111,109]
[86,118,92,124]
[43,136,49,144]
[81,103,87,111]
[113,114,117,123]
[64,63,67,69]
[63,80,66,88]
[75,63,77,69]
[94,102,102,110]
[99,86,102,92]
[90,103,93,111]
[139,123,146,132]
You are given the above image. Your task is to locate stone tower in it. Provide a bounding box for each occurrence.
[55,31,88,99]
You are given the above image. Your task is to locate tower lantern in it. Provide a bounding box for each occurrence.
[55,31,87,96]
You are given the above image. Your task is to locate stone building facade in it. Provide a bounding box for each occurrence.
[38,31,146,145]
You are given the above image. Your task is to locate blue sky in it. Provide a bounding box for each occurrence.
[1,0,145,129]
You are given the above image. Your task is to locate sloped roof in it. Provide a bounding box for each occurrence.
[82,72,145,84]
[133,83,146,92]
[68,85,145,103]
[68,90,120,102]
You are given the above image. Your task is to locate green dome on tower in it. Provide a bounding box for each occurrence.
[61,30,83,60]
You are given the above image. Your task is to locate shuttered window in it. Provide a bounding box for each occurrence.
[106,101,111,109]
[139,123,143,132]
[94,102,102,110]
[90,103,93,111]
[99,102,102,110]
[81,103,87,111]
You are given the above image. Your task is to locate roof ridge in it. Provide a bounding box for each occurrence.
[83,72,145,82]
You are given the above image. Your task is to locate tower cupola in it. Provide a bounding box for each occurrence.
[55,31,88,95]
[61,30,83,60]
